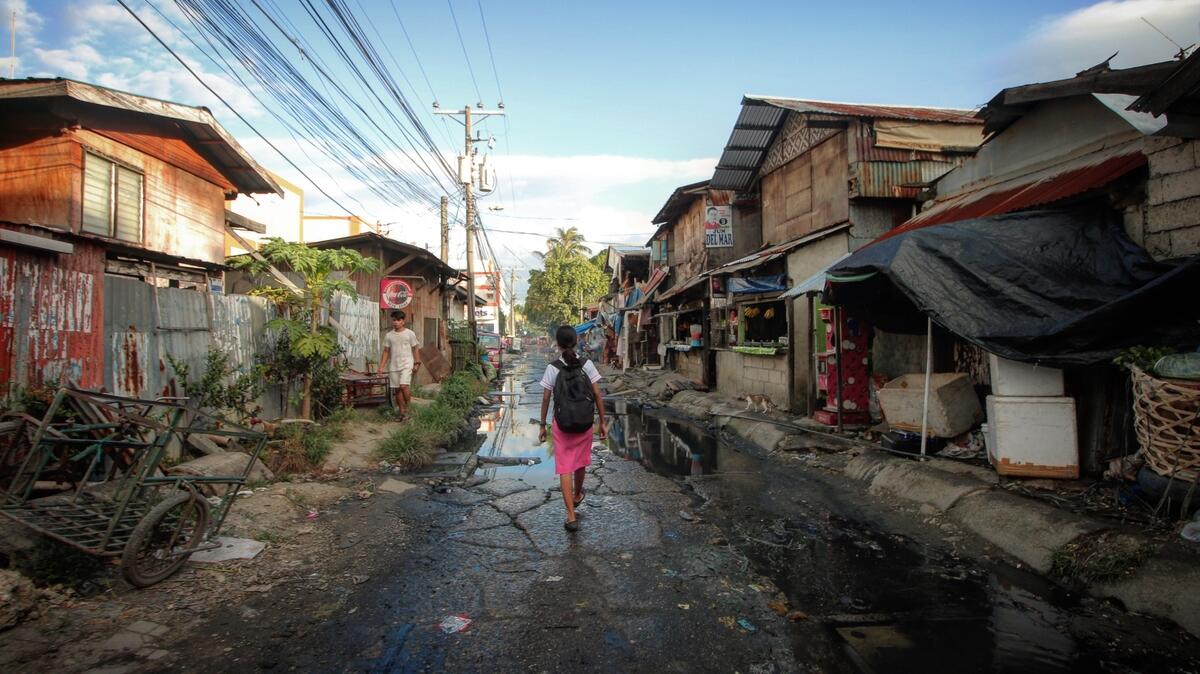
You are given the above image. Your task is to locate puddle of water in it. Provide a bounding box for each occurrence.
[591,399,1184,673]
[476,356,561,489]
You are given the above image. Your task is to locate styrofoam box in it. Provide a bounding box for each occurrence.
[985,395,1079,479]
[877,373,984,438]
[987,354,1064,397]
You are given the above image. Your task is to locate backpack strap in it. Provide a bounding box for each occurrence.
[548,360,564,371]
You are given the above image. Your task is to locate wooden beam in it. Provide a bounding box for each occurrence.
[381,253,417,276]
[0,229,74,255]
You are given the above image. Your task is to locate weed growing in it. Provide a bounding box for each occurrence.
[1050,532,1153,587]
[376,372,487,468]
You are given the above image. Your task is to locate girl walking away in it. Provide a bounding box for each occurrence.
[539,325,607,532]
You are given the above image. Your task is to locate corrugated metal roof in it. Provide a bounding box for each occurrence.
[712,96,981,191]
[654,274,709,303]
[649,180,711,241]
[308,231,465,280]
[710,223,852,276]
[879,144,1147,242]
[745,96,980,124]
[852,160,959,199]
[0,78,280,195]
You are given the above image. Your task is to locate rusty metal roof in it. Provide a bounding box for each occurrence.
[711,96,980,191]
[710,223,852,276]
[0,78,280,195]
[879,144,1147,242]
[308,232,465,280]
[650,180,710,230]
[745,96,980,124]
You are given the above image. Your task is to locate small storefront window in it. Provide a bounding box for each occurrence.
[737,299,787,346]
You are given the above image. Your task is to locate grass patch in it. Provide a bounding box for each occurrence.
[376,372,488,469]
[262,408,361,476]
[1050,533,1154,587]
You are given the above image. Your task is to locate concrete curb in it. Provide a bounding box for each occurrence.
[645,386,1200,637]
[845,451,1105,573]
[947,490,1105,573]
[1096,555,1200,637]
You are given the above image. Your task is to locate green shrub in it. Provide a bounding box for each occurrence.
[376,372,487,468]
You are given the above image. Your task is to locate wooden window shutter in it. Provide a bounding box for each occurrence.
[114,165,143,243]
[82,153,113,236]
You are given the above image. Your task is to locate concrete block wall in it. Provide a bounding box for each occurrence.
[715,350,789,407]
[1144,137,1200,259]
[675,349,704,382]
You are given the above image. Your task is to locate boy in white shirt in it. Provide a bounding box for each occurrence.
[380,310,421,420]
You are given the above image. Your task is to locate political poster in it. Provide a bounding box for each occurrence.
[704,203,733,248]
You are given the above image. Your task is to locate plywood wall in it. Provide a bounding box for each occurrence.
[0,132,83,231]
[761,132,849,245]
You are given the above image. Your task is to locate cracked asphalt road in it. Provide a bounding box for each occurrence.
[168,454,805,673]
[159,353,1200,673]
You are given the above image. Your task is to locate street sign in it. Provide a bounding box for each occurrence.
[380,278,413,309]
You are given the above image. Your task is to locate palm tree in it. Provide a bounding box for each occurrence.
[536,226,590,260]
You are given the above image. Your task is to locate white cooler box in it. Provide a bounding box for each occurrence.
[985,395,1079,479]
[987,354,1064,396]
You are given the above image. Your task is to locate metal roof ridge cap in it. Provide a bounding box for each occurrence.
[743,93,978,114]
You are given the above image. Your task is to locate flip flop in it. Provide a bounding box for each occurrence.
[573,487,586,508]
[564,519,579,532]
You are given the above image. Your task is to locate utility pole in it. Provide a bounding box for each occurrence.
[509,267,516,336]
[439,195,449,264]
[433,104,505,340]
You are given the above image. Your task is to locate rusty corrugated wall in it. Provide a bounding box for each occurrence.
[0,236,105,394]
[104,276,278,404]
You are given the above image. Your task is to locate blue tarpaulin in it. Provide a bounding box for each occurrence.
[574,319,598,334]
[729,274,787,294]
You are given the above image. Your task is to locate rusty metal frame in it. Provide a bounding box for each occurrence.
[0,387,267,562]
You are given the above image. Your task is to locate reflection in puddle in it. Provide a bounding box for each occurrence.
[470,356,1192,673]
[605,400,719,477]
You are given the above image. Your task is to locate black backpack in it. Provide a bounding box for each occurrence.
[550,359,595,433]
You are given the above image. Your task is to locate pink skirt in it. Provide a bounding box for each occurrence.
[552,421,593,475]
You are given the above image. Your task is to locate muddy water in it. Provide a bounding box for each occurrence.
[476,353,1196,673]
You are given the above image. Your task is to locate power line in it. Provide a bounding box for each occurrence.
[445,0,483,103]
[482,226,653,248]
[115,0,364,216]
[475,0,503,104]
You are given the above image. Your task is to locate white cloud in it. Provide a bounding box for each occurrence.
[32,43,102,79]
[1006,0,1200,82]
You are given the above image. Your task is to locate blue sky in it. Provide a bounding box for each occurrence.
[5,0,1200,298]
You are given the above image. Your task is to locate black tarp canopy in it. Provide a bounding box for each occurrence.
[823,208,1200,366]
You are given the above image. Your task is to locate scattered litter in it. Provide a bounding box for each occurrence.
[543,576,564,583]
[678,510,696,522]
[708,537,727,546]
[190,537,266,563]
[748,584,765,593]
[677,603,690,610]
[619,553,633,560]
[237,490,254,498]
[438,614,472,634]
[767,600,789,616]
[737,618,757,633]
[1183,521,1200,543]
[351,575,370,585]
[661,568,678,578]
[719,616,737,630]
[305,510,319,520]
[357,490,372,500]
